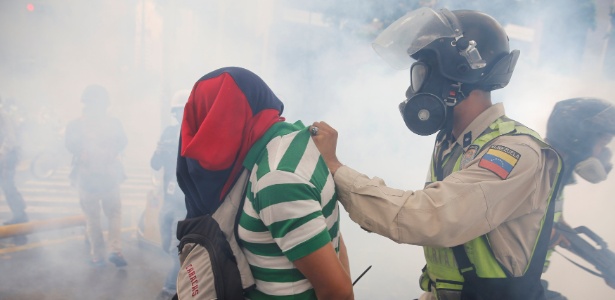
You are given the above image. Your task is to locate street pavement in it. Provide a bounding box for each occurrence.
[0,162,174,300]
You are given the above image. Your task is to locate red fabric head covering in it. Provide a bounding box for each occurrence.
[177,67,284,216]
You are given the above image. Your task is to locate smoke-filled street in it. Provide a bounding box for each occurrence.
[0,162,171,299]
[0,228,167,300]
[2,0,615,299]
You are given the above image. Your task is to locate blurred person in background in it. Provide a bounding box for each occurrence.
[65,84,128,267]
[151,89,189,300]
[604,1,615,79]
[176,67,353,299]
[310,8,563,300]
[0,96,29,226]
[541,98,615,299]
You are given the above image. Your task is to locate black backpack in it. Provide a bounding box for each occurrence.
[175,169,255,300]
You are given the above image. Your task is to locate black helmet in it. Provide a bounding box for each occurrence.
[546,98,615,159]
[81,84,110,107]
[373,8,520,91]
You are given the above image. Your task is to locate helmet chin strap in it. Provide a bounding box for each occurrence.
[440,82,466,139]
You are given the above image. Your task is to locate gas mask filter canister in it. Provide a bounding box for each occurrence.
[399,93,448,136]
[574,148,613,183]
[399,61,461,136]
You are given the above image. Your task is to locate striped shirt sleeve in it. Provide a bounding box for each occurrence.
[254,170,331,261]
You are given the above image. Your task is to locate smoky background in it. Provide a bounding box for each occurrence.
[0,0,614,299]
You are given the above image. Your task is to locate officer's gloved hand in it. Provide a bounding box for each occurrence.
[550,226,571,249]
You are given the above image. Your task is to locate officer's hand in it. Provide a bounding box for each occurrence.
[549,227,571,249]
[310,121,343,175]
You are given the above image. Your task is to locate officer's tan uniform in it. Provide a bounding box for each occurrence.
[333,103,560,299]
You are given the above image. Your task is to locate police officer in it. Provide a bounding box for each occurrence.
[65,84,128,267]
[151,90,189,300]
[310,8,563,300]
[541,98,615,299]
[0,97,28,226]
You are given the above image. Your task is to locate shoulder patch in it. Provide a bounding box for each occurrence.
[478,145,521,179]
[461,145,479,169]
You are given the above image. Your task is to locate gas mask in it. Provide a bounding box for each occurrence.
[574,148,613,183]
[398,61,465,136]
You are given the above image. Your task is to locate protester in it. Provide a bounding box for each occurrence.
[65,84,128,267]
[176,67,354,299]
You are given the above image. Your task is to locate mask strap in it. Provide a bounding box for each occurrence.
[446,82,466,106]
[440,82,465,143]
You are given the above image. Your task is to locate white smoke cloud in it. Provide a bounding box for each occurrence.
[2,0,615,299]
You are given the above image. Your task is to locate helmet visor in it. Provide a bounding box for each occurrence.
[410,62,429,93]
[588,103,615,135]
[372,7,461,70]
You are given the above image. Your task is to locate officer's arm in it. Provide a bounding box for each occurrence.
[333,138,544,247]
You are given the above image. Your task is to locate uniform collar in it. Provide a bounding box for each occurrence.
[454,102,505,149]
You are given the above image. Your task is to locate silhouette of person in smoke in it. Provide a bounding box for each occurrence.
[65,84,128,267]
[541,98,615,299]
[151,90,189,300]
[0,97,29,228]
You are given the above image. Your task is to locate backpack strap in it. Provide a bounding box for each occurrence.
[212,169,256,291]
[233,169,251,249]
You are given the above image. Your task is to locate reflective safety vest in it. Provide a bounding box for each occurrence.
[420,117,563,300]
[543,193,565,272]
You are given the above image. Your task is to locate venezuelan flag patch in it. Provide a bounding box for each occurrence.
[478,145,521,179]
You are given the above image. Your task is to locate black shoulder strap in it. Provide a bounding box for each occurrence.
[452,244,479,279]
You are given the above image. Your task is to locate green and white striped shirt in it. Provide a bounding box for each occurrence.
[239,121,340,300]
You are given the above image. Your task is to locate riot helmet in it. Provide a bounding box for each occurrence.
[171,89,190,123]
[373,8,520,136]
[547,98,615,183]
[81,84,110,118]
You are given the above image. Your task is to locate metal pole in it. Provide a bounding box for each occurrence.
[0,215,86,238]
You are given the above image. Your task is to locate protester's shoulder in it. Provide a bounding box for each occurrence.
[263,127,322,175]
[267,125,306,150]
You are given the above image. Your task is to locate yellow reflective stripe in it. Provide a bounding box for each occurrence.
[423,247,462,281]
[419,268,432,292]
[453,152,462,171]
[434,280,463,291]
[553,211,562,223]
[465,237,507,278]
